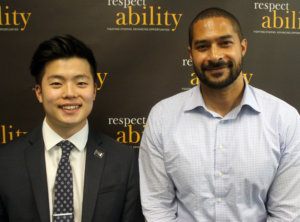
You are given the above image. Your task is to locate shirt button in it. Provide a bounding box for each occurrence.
[219,145,223,149]
[218,172,223,177]
[218,199,222,203]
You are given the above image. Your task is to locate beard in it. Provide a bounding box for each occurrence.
[194,57,243,89]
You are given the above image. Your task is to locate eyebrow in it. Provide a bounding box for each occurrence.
[47,74,91,80]
[219,35,234,40]
[73,74,91,80]
[194,35,234,45]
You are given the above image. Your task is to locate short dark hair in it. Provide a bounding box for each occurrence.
[188,7,244,47]
[30,35,97,84]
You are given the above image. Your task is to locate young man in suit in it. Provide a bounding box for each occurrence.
[0,35,144,222]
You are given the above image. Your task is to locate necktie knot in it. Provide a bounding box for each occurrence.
[57,140,74,159]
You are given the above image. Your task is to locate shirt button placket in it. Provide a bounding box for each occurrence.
[215,120,227,221]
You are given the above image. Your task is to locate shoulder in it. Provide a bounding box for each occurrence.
[88,129,135,158]
[88,130,139,175]
[0,127,43,170]
[0,127,41,154]
[149,88,193,118]
[250,85,299,117]
[250,86,299,143]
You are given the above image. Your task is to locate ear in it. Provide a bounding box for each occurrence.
[93,83,97,101]
[188,46,192,59]
[35,84,43,103]
[241,38,247,57]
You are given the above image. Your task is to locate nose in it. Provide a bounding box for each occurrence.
[208,44,223,62]
[62,83,77,99]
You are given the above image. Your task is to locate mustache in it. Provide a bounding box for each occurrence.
[202,60,233,71]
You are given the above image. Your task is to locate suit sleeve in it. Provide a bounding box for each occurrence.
[121,149,145,222]
[139,105,178,222]
[266,111,300,221]
[0,145,8,222]
[0,196,8,222]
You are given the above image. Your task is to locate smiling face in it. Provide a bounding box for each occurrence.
[188,17,247,89]
[35,57,96,137]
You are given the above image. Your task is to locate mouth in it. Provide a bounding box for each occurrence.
[205,66,227,75]
[202,61,233,72]
[205,65,228,71]
[59,104,81,110]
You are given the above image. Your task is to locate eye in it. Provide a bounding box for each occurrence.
[77,82,88,87]
[50,82,62,87]
[195,44,209,51]
[220,41,233,47]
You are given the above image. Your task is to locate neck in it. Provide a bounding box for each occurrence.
[200,74,245,117]
[46,119,86,139]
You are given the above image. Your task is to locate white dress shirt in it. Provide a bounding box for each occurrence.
[42,119,88,222]
[139,82,300,221]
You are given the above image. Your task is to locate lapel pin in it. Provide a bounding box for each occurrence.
[94,149,104,159]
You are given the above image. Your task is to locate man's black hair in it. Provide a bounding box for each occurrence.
[30,35,97,84]
[189,7,244,47]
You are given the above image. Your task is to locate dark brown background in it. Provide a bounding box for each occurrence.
[0,0,299,147]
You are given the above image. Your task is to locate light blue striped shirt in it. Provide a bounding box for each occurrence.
[139,82,300,222]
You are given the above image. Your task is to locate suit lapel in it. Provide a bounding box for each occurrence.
[82,131,106,222]
[25,127,50,222]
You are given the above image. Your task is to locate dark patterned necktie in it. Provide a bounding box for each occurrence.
[53,140,74,222]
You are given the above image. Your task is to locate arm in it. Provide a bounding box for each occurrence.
[121,149,145,222]
[0,197,8,222]
[139,107,178,222]
[266,112,300,221]
[0,146,8,222]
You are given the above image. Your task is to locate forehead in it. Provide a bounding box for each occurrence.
[43,57,92,80]
[192,17,238,41]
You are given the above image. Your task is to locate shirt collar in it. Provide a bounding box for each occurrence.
[42,118,89,152]
[239,80,261,113]
[184,84,206,112]
[184,78,261,114]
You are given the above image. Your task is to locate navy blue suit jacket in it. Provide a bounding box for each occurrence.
[0,126,144,222]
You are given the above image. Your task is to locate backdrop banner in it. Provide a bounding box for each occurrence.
[0,0,299,148]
